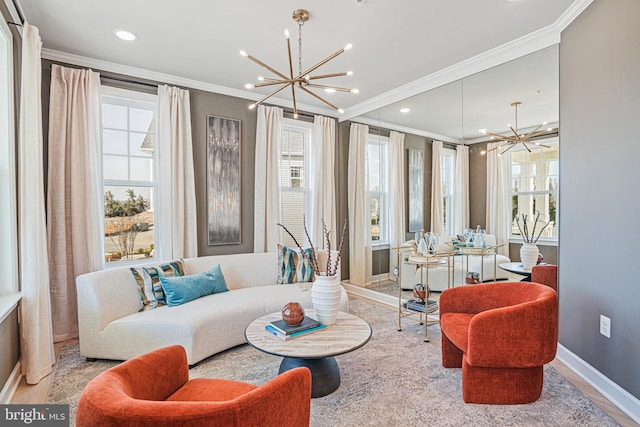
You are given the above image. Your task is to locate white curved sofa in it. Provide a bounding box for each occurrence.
[76,251,348,365]
[399,235,511,292]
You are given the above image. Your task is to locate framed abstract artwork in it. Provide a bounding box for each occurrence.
[207,116,241,245]
[408,148,424,233]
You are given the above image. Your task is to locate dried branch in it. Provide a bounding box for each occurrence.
[302,217,320,275]
[533,220,553,243]
[331,219,348,276]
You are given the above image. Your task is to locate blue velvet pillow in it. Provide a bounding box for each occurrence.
[159,264,228,306]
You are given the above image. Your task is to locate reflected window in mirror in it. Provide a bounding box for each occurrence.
[366,135,389,246]
[280,119,311,246]
[510,138,558,242]
[441,148,456,236]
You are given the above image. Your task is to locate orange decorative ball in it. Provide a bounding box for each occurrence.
[281,302,305,326]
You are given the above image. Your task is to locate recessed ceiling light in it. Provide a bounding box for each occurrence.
[400,108,410,113]
[113,29,137,41]
[324,88,337,94]
[478,129,487,134]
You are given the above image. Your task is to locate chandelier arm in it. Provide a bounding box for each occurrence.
[485,132,520,143]
[524,130,551,139]
[246,54,289,80]
[508,126,522,140]
[308,72,350,80]
[254,79,300,88]
[297,48,345,79]
[252,83,291,107]
[525,124,543,136]
[522,142,532,153]
[533,142,554,149]
[306,83,353,93]
[299,86,339,111]
[499,143,518,156]
[286,37,298,117]
[484,144,502,153]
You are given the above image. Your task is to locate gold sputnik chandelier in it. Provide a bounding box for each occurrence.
[480,102,554,156]
[241,9,358,118]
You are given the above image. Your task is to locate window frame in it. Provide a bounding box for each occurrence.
[0,16,18,298]
[280,118,312,246]
[101,86,158,266]
[508,137,559,245]
[441,147,456,236]
[366,134,390,247]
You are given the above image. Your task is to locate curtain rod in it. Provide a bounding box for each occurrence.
[100,75,158,89]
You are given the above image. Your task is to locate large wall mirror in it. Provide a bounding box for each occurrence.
[347,44,559,299]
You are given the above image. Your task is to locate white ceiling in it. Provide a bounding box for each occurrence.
[16,0,578,139]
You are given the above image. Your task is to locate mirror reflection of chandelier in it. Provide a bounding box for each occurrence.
[480,101,554,156]
[240,9,358,118]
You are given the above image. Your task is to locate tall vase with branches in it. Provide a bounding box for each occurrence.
[516,212,552,270]
[278,217,347,325]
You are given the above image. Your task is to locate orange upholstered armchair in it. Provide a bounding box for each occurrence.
[531,264,558,293]
[76,345,312,427]
[439,282,558,404]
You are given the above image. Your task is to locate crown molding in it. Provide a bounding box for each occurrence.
[341,0,593,123]
[352,117,461,145]
[41,48,340,118]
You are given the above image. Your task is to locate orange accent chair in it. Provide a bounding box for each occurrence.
[439,282,558,404]
[76,345,312,427]
[531,264,558,293]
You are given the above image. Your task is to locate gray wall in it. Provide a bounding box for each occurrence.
[0,309,20,389]
[559,0,640,398]
[190,90,258,256]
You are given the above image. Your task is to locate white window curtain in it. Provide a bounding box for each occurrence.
[156,85,198,260]
[453,144,470,235]
[309,115,337,248]
[388,131,405,280]
[18,22,54,384]
[430,140,445,236]
[47,64,104,342]
[254,105,283,252]
[486,141,511,256]
[348,123,372,286]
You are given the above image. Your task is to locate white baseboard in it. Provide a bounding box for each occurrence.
[342,282,397,307]
[556,344,640,424]
[0,361,22,404]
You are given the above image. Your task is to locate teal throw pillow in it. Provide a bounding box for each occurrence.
[160,264,228,307]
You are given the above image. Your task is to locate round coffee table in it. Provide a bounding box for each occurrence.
[245,310,371,398]
[499,262,548,281]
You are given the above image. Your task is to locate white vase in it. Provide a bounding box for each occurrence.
[311,274,342,325]
[520,242,539,270]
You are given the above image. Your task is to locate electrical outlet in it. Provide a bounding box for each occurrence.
[600,315,611,338]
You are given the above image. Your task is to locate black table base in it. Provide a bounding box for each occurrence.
[279,356,340,398]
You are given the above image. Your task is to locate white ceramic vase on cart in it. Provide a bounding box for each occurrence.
[520,242,539,270]
[311,274,341,325]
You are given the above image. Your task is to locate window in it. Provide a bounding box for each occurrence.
[101,87,157,264]
[366,136,389,245]
[280,119,310,246]
[0,17,18,295]
[510,139,559,241]
[441,148,456,235]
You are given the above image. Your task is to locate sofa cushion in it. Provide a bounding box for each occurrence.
[276,244,315,284]
[160,264,229,306]
[130,261,185,311]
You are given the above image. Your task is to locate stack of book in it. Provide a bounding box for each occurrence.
[264,316,326,341]
[405,298,438,314]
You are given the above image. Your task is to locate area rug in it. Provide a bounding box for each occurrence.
[48,297,619,426]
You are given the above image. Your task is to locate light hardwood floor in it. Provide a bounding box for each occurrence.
[10,335,637,426]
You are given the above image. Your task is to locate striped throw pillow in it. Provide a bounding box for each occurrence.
[130,260,185,311]
[276,244,316,284]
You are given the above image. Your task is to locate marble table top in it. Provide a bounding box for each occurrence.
[245,310,372,359]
